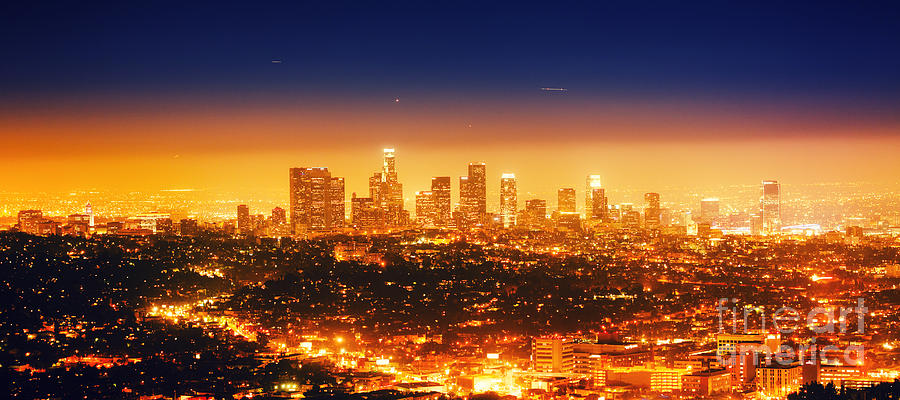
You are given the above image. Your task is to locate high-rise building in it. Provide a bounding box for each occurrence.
[558,188,576,213]
[415,191,435,225]
[271,207,287,226]
[237,204,251,234]
[179,218,199,236]
[760,180,781,234]
[499,173,517,228]
[17,209,43,234]
[460,162,487,226]
[368,149,404,227]
[586,175,608,220]
[84,202,94,227]
[289,167,344,234]
[431,177,451,226]
[533,337,574,373]
[524,199,547,228]
[381,149,404,225]
[330,177,345,228]
[644,192,661,229]
[756,364,802,398]
[351,193,378,230]
[700,198,720,225]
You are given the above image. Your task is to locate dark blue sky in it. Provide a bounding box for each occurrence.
[2,1,900,108]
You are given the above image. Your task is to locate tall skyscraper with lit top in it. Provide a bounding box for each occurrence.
[379,148,404,226]
[586,175,607,220]
[500,173,517,228]
[760,180,781,234]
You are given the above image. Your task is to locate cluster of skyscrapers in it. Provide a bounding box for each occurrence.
[276,148,783,236]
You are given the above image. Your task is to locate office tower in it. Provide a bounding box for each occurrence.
[84,202,94,227]
[622,210,641,228]
[430,176,451,226]
[460,162,487,225]
[533,337,574,373]
[237,204,251,234]
[644,192,661,229]
[271,207,287,226]
[750,214,763,236]
[368,172,382,199]
[289,167,344,234]
[67,213,90,236]
[700,198,720,225]
[381,149,404,226]
[330,177,345,228]
[499,173,517,228]
[179,218,199,236]
[415,191,435,225]
[760,180,781,234]
[558,188,576,213]
[459,176,471,225]
[524,199,547,228]
[17,209,42,232]
[368,149,405,227]
[586,175,607,220]
[351,193,378,230]
[756,364,802,398]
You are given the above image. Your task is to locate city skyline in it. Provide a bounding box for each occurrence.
[3,2,900,399]
[3,2,900,197]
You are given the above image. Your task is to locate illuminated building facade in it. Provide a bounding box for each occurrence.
[499,173,517,228]
[289,167,344,234]
[760,180,781,234]
[586,175,607,220]
[84,202,94,227]
[237,204,250,234]
[557,187,576,213]
[271,207,286,225]
[330,177,345,228]
[756,363,802,397]
[681,368,731,396]
[524,199,547,229]
[430,176,451,227]
[644,192,660,229]
[17,209,44,234]
[370,149,404,227]
[351,193,378,230]
[700,198,720,225]
[532,337,574,373]
[460,162,487,226]
[178,218,199,236]
[415,190,435,226]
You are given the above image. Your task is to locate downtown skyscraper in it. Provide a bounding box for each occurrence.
[760,180,781,234]
[431,177,451,227]
[557,188,576,214]
[369,149,406,227]
[459,162,487,226]
[289,167,345,234]
[643,192,661,229]
[500,173,517,228]
[586,175,608,220]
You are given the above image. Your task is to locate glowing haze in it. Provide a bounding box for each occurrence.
[2,1,899,206]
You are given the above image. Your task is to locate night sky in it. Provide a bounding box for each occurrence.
[2,1,900,199]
